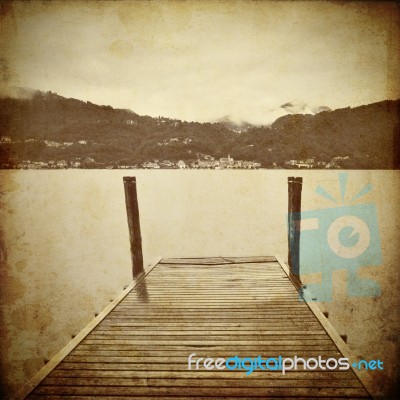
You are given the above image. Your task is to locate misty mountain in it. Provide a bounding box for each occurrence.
[280,101,331,115]
[0,89,398,168]
[216,116,253,133]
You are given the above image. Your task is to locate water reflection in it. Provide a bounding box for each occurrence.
[133,279,149,303]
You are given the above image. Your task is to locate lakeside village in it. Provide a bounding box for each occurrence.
[1,136,347,169]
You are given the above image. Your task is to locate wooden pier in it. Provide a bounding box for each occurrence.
[23,256,371,399]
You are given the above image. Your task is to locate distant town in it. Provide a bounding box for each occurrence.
[0,136,350,170]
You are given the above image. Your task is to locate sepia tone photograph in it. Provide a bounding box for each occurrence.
[0,0,399,399]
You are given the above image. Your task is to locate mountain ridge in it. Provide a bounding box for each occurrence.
[0,89,399,169]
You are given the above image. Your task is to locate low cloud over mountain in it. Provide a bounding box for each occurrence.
[281,101,331,115]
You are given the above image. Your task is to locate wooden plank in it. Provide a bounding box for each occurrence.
[68,351,343,359]
[52,365,357,376]
[141,281,292,285]
[222,256,277,263]
[112,306,311,311]
[88,328,327,335]
[98,318,321,324]
[123,293,302,297]
[138,282,295,285]
[83,335,333,342]
[143,272,288,276]
[118,296,306,300]
[97,321,323,326]
[150,273,286,277]
[129,289,296,292]
[108,309,320,314]
[28,396,371,400]
[152,269,284,274]
[71,339,335,346]
[85,330,327,336]
[129,291,299,294]
[103,303,316,311]
[119,302,304,306]
[74,344,338,352]
[155,260,279,273]
[139,280,293,283]
[77,344,337,352]
[107,314,312,319]
[69,350,341,357]
[95,326,323,331]
[112,300,307,304]
[144,274,289,278]
[31,385,370,397]
[158,259,278,265]
[159,257,231,265]
[84,336,332,342]
[105,309,316,319]
[49,369,358,380]
[118,300,311,304]
[94,326,325,332]
[150,273,285,277]
[103,317,321,322]
[143,282,291,285]
[41,376,363,388]
[149,272,288,277]
[97,315,319,321]
[110,307,312,313]
[143,279,290,282]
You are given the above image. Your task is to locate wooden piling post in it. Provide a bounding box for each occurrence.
[288,177,302,277]
[123,177,144,278]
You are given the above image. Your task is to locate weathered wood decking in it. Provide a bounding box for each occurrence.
[25,257,371,399]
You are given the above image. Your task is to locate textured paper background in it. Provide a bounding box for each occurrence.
[0,1,400,398]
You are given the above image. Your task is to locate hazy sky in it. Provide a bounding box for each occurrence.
[1,0,399,124]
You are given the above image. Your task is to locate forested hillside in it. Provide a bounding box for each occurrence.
[0,89,398,168]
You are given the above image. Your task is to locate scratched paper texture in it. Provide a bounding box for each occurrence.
[0,1,400,398]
